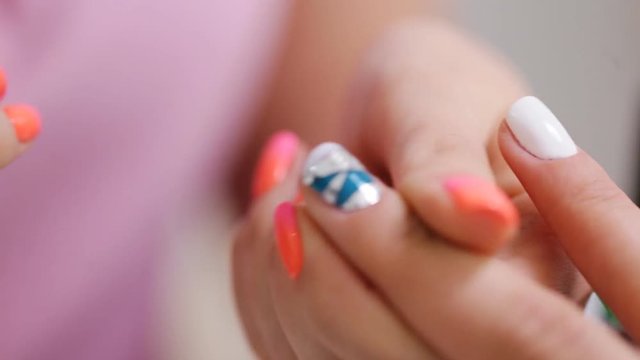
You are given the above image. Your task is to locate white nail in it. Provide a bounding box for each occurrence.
[507,96,577,159]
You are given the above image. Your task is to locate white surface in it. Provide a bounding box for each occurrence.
[507,96,578,159]
[457,0,640,193]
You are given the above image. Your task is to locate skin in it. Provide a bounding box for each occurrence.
[233,126,640,360]
[0,87,36,166]
[232,12,595,358]
[500,124,640,341]
[276,129,639,360]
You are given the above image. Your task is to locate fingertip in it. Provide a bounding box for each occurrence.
[3,104,42,144]
[302,142,382,212]
[251,131,301,200]
[442,175,520,253]
[274,201,304,279]
[506,96,577,160]
[497,121,521,159]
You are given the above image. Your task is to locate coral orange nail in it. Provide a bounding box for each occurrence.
[274,202,304,279]
[252,131,300,199]
[444,176,518,228]
[0,68,6,100]
[3,104,42,143]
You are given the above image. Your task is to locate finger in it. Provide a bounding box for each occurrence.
[252,131,300,199]
[301,142,637,360]
[0,104,42,167]
[0,68,42,167]
[499,95,640,339]
[382,120,518,254]
[358,22,523,253]
[269,202,437,360]
[499,192,591,300]
[232,131,304,359]
[0,69,42,167]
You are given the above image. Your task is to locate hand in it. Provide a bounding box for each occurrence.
[270,138,635,360]
[232,134,588,359]
[234,136,438,359]
[333,19,587,296]
[500,96,640,342]
[0,67,41,167]
[233,20,591,358]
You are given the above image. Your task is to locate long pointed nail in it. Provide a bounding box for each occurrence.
[274,202,304,279]
[3,104,42,143]
[0,68,6,100]
[251,131,300,199]
[506,96,577,160]
[303,142,380,211]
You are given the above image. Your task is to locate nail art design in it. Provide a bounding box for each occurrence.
[507,96,577,160]
[303,143,380,211]
[274,202,304,279]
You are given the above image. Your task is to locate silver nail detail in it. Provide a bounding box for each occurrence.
[303,143,381,211]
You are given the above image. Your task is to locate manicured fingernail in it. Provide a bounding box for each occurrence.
[3,104,42,143]
[252,131,300,199]
[506,96,577,160]
[0,68,6,99]
[303,142,380,211]
[444,176,519,227]
[274,202,304,279]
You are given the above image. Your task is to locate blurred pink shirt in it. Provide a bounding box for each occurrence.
[0,1,287,358]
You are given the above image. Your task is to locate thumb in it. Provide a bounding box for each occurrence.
[499,96,640,340]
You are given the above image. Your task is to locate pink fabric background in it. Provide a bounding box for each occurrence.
[0,1,287,358]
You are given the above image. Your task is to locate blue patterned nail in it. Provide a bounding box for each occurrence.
[303,143,381,211]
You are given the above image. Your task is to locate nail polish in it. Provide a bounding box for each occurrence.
[303,142,380,211]
[444,176,518,226]
[506,96,577,160]
[3,104,42,143]
[0,68,6,99]
[274,202,304,279]
[251,131,300,199]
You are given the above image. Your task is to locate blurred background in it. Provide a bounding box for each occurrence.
[166,1,640,358]
[458,0,640,195]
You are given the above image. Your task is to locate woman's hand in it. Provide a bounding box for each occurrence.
[287,138,635,359]
[234,133,635,359]
[0,68,41,167]
[233,20,592,358]
[500,96,640,341]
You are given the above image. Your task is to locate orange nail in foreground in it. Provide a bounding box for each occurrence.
[3,104,42,143]
[444,176,518,227]
[274,202,304,279]
[0,68,6,99]
[252,131,300,199]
